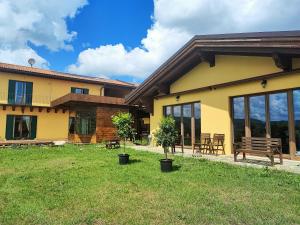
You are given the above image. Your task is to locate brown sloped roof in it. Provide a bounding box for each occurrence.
[0,62,136,88]
[126,30,300,104]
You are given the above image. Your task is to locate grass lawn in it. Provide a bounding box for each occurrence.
[0,145,300,225]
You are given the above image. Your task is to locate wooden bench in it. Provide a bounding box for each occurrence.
[105,140,120,149]
[233,137,283,166]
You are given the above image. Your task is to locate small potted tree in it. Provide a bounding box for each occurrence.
[112,112,134,165]
[154,116,178,172]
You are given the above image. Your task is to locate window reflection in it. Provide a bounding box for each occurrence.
[293,90,300,154]
[194,103,201,143]
[183,104,192,146]
[270,93,289,154]
[249,95,266,137]
[233,97,245,142]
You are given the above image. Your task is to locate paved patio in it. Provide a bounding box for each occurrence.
[130,145,300,174]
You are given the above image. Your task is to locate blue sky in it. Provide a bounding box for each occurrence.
[31,0,153,82]
[1,0,300,83]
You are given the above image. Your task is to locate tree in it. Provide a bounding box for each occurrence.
[154,116,178,159]
[112,112,135,154]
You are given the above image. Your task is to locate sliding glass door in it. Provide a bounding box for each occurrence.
[232,97,245,142]
[269,93,289,154]
[293,90,300,155]
[249,95,266,138]
[232,88,300,157]
[163,102,200,148]
[183,104,192,146]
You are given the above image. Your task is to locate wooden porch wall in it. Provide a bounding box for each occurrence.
[96,106,128,142]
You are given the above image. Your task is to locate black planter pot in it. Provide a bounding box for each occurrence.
[118,154,130,165]
[160,159,173,172]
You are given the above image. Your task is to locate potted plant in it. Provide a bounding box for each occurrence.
[112,112,134,165]
[154,116,178,172]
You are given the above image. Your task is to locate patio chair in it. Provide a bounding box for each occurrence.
[209,134,225,155]
[193,133,211,154]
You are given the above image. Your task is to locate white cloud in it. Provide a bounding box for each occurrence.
[0,0,87,67]
[68,0,300,79]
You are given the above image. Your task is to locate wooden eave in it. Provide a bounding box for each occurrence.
[51,93,127,108]
[125,31,300,107]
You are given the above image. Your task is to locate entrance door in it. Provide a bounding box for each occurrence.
[13,116,31,139]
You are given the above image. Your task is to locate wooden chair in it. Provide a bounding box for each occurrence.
[172,136,183,153]
[193,133,211,154]
[209,134,225,155]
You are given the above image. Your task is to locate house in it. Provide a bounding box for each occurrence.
[126,31,300,160]
[0,62,149,143]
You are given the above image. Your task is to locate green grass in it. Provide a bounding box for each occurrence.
[0,145,300,225]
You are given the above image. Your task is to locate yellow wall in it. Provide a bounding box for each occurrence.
[0,72,103,106]
[170,56,281,93]
[151,55,300,154]
[0,107,69,141]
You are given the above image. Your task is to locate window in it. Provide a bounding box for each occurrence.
[232,89,300,156]
[293,90,300,155]
[71,87,89,94]
[249,95,266,137]
[5,115,37,140]
[69,117,75,134]
[163,102,201,147]
[75,112,96,135]
[8,80,33,105]
[269,93,289,153]
[232,97,245,142]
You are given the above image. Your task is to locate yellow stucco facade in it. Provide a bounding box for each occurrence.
[150,56,300,156]
[0,72,103,106]
[0,71,103,141]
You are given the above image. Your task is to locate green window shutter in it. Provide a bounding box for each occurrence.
[7,80,16,104]
[30,116,37,139]
[5,115,14,140]
[25,82,33,105]
[83,89,89,94]
[71,87,76,93]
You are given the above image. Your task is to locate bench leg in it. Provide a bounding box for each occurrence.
[234,151,237,162]
[243,152,246,160]
[279,153,283,165]
[270,155,274,166]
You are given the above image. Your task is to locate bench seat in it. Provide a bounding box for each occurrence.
[234,137,283,166]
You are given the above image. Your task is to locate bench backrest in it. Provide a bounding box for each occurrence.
[241,137,281,151]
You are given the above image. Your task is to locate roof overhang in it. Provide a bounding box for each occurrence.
[125,31,300,110]
[51,93,127,108]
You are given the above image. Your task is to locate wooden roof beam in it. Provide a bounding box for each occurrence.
[272,53,292,71]
[198,52,215,67]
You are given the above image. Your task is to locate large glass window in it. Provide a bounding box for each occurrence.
[194,103,201,143]
[249,95,266,137]
[173,105,182,144]
[269,93,289,154]
[293,90,300,155]
[232,89,300,157]
[163,102,200,147]
[183,104,192,146]
[232,97,245,142]
[75,112,96,135]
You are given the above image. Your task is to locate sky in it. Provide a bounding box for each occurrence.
[1,0,300,83]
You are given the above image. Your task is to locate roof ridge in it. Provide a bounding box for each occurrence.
[0,61,135,87]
